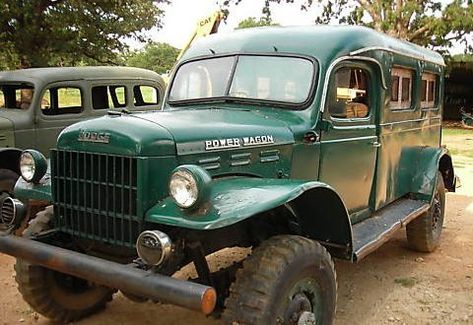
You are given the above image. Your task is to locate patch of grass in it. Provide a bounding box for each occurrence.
[394,276,417,288]
[443,127,473,137]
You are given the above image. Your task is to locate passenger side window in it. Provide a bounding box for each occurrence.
[134,85,160,107]
[92,85,127,110]
[421,73,438,108]
[328,67,370,119]
[41,87,83,115]
[390,68,413,110]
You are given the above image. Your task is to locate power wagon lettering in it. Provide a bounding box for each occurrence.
[204,135,274,151]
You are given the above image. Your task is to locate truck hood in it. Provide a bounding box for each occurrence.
[57,108,295,156]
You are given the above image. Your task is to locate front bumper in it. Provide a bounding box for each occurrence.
[0,234,216,314]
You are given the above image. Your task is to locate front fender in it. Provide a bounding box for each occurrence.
[146,177,340,230]
[14,173,52,202]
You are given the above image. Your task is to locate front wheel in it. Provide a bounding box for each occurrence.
[223,235,337,325]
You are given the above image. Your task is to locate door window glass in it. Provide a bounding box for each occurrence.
[328,67,370,119]
[92,85,127,109]
[41,87,83,115]
[390,68,413,110]
[134,85,160,107]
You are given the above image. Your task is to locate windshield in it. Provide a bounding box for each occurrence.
[169,55,315,106]
[0,84,35,110]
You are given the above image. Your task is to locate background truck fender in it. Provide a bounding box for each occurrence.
[146,177,353,257]
[0,148,22,175]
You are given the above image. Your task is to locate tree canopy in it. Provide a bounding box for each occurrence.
[0,0,167,69]
[124,42,179,74]
[222,0,473,53]
[237,17,279,29]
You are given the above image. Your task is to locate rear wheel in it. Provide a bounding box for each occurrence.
[223,235,337,325]
[406,172,446,252]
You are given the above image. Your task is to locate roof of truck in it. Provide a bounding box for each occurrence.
[182,25,444,66]
[0,66,164,86]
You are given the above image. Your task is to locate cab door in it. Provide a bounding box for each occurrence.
[318,62,380,219]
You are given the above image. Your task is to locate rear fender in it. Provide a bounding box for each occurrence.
[406,146,454,201]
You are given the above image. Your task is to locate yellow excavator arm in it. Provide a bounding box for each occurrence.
[176,11,225,62]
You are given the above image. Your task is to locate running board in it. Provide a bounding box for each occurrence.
[352,199,430,261]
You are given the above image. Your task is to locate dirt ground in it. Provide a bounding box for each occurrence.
[0,128,472,325]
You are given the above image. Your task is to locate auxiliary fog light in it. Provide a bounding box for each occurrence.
[169,165,211,209]
[19,150,47,183]
[136,230,172,266]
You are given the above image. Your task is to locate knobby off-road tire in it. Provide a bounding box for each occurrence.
[223,235,337,325]
[406,172,446,252]
[14,208,114,323]
[0,168,19,196]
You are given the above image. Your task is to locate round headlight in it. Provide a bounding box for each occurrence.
[19,150,47,183]
[169,165,211,209]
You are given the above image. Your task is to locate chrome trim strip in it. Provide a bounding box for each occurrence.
[349,46,445,67]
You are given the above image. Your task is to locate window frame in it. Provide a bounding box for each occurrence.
[91,84,128,110]
[40,85,84,116]
[420,73,438,109]
[167,52,319,110]
[390,67,414,111]
[327,65,372,122]
[133,85,161,108]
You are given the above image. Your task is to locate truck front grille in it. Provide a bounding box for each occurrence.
[51,149,141,247]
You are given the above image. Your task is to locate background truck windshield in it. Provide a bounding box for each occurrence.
[169,55,315,105]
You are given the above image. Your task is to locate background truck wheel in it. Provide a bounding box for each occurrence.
[15,260,114,323]
[223,235,337,325]
[14,206,114,323]
[406,172,446,252]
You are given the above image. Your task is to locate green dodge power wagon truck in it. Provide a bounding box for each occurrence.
[0,26,456,324]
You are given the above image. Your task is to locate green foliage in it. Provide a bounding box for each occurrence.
[0,0,167,69]
[237,17,279,29]
[221,0,473,53]
[124,42,179,74]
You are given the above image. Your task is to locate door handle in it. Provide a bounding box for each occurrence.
[371,141,382,147]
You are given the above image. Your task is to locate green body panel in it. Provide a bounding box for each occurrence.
[145,177,332,229]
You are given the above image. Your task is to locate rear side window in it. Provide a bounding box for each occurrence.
[134,85,160,107]
[41,87,83,115]
[421,73,438,108]
[328,67,370,119]
[92,85,127,110]
[390,68,413,110]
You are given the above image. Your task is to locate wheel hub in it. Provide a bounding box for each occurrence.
[285,293,315,325]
